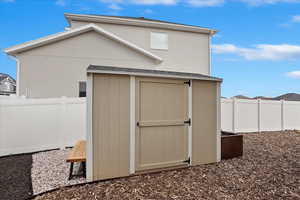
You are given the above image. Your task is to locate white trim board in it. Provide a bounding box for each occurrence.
[129,76,136,174]
[216,82,221,162]
[188,80,192,164]
[4,24,163,63]
[86,73,93,181]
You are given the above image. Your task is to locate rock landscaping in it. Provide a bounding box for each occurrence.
[33,131,300,200]
[31,149,86,195]
[0,131,299,200]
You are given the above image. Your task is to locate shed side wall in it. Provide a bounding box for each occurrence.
[92,74,130,180]
[192,80,217,165]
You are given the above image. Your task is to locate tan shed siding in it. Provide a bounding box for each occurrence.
[92,74,130,180]
[135,77,189,171]
[192,80,217,165]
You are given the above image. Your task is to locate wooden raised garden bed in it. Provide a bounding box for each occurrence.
[221,131,243,159]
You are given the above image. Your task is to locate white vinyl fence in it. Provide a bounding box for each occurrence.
[1,96,300,157]
[0,97,86,157]
[221,98,300,133]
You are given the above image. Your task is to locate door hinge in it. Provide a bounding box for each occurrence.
[184,118,191,126]
[184,80,191,87]
[183,157,191,164]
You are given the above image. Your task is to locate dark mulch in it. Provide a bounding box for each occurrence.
[0,154,33,200]
[35,131,300,200]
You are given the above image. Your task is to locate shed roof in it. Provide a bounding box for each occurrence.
[87,65,222,82]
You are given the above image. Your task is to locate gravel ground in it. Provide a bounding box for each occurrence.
[0,154,33,200]
[31,149,86,195]
[34,131,300,200]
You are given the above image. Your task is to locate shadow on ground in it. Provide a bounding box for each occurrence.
[0,154,33,200]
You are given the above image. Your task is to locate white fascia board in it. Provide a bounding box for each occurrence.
[65,13,217,35]
[4,24,163,63]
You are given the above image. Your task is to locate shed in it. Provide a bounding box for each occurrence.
[86,65,222,181]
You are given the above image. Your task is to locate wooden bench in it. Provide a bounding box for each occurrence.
[66,140,86,180]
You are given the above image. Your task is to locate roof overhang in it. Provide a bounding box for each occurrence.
[4,24,163,63]
[87,65,222,82]
[65,13,217,35]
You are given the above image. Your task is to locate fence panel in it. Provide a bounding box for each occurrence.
[221,99,233,132]
[1,96,300,156]
[235,99,259,132]
[221,98,300,133]
[0,97,86,157]
[260,100,282,131]
[284,101,300,130]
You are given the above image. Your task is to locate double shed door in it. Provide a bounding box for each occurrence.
[135,77,190,171]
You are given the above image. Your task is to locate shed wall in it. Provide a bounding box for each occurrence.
[92,74,130,180]
[90,73,219,180]
[192,80,218,165]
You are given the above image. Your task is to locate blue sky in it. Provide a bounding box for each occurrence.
[1,0,300,97]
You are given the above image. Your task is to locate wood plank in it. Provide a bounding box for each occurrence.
[138,120,186,127]
[66,140,86,162]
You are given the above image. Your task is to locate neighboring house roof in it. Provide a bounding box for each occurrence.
[274,93,300,101]
[0,73,16,94]
[88,65,223,82]
[64,13,217,35]
[4,24,163,63]
[0,73,16,85]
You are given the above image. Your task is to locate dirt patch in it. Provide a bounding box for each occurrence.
[0,154,33,200]
[34,131,300,200]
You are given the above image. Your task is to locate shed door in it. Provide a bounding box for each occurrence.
[136,77,189,171]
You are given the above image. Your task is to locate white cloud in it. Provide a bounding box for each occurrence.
[109,3,122,10]
[55,0,66,6]
[213,33,222,38]
[240,0,300,6]
[187,0,224,7]
[101,0,177,5]
[212,43,300,61]
[279,15,300,27]
[100,0,300,6]
[286,71,300,79]
[131,0,177,5]
[100,0,123,3]
[143,9,154,14]
[292,15,300,23]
